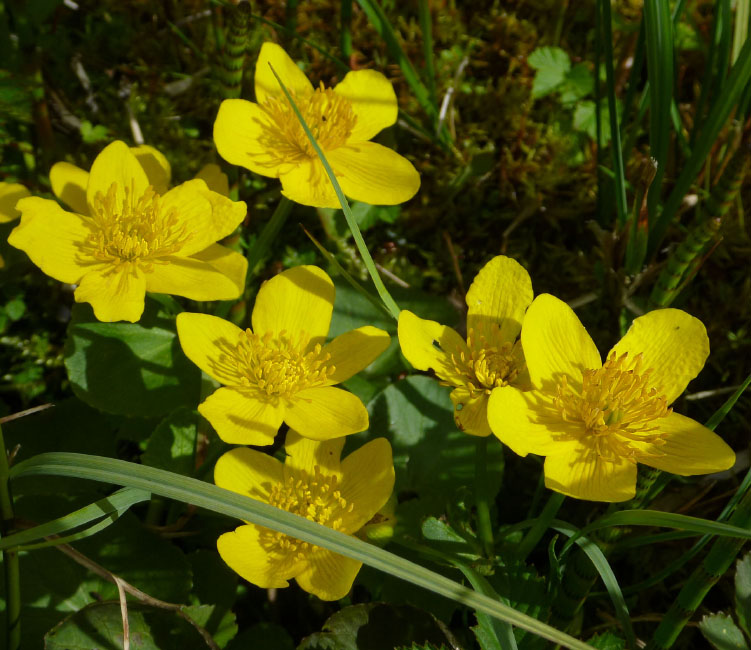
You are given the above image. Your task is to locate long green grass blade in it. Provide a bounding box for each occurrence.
[268,63,401,320]
[245,196,294,278]
[9,452,593,650]
[340,0,353,58]
[0,487,150,551]
[705,371,751,430]
[650,31,751,256]
[732,0,750,64]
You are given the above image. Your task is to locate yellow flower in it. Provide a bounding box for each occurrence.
[397,255,534,436]
[8,141,248,323]
[177,265,390,445]
[215,431,394,601]
[213,42,420,208]
[0,182,30,223]
[487,294,736,502]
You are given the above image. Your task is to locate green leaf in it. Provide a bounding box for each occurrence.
[226,623,294,650]
[79,120,110,144]
[351,201,401,231]
[64,302,201,417]
[528,46,571,98]
[699,613,749,650]
[586,632,626,650]
[736,552,751,638]
[179,604,238,648]
[5,296,25,321]
[142,408,198,476]
[298,603,456,650]
[45,603,159,650]
[559,63,594,103]
[573,99,621,144]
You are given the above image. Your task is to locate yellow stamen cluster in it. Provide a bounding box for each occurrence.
[234,329,334,398]
[261,84,356,162]
[263,466,353,559]
[554,352,671,463]
[444,332,520,396]
[82,182,190,272]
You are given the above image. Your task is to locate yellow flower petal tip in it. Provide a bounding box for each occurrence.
[213,41,420,208]
[177,265,390,445]
[489,294,735,502]
[214,434,395,601]
[7,141,248,322]
[397,255,533,436]
[0,182,31,223]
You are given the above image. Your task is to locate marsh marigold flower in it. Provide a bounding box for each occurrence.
[215,431,395,600]
[398,255,533,436]
[0,182,30,223]
[487,294,735,502]
[8,141,247,322]
[213,42,420,208]
[177,265,390,445]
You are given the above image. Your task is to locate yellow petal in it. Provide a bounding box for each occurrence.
[251,265,335,345]
[130,144,171,194]
[279,159,339,208]
[8,197,90,283]
[0,182,30,223]
[637,412,735,475]
[609,308,709,405]
[326,142,420,206]
[397,310,468,383]
[74,266,147,323]
[189,244,247,296]
[214,99,288,177]
[86,141,149,212]
[176,312,245,385]
[521,294,602,391]
[255,41,313,106]
[159,179,246,257]
[339,438,395,532]
[487,385,570,457]
[450,388,492,437]
[284,430,345,475]
[49,163,89,214]
[333,69,398,141]
[218,524,303,589]
[284,386,368,440]
[466,255,533,346]
[323,326,391,384]
[199,387,285,445]
[195,163,229,197]
[147,255,244,301]
[295,549,362,601]
[214,447,284,499]
[544,442,637,502]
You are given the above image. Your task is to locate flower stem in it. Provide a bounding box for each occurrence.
[0,424,20,650]
[246,196,294,278]
[516,491,565,563]
[474,437,495,558]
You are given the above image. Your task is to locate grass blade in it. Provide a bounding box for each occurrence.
[9,452,594,650]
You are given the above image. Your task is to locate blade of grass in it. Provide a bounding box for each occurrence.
[9,452,594,650]
[643,0,674,245]
[649,32,751,256]
[0,423,20,650]
[268,63,401,320]
[732,0,750,64]
[418,0,437,107]
[340,0,353,59]
[245,196,294,278]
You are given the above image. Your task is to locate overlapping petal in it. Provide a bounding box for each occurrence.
[0,182,30,223]
[254,42,314,106]
[252,265,335,346]
[86,141,149,211]
[49,162,89,214]
[200,388,285,445]
[176,312,245,385]
[397,310,468,381]
[284,431,345,475]
[284,386,369,440]
[295,549,362,601]
[195,163,230,197]
[322,326,391,384]
[9,197,91,283]
[189,244,247,297]
[131,144,171,194]
[74,266,147,323]
[466,255,533,346]
[279,159,339,208]
[333,69,398,142]
[450,389,492,437]
[147,255,244,301]
[521,294,602,390]
[214,447,284,501]
[609,308,709,405]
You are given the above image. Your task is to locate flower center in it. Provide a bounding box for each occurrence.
[260,84,357,162]
[554,352,671,463]
[234,329,334,398]
[263,467,354,558]
[81,182,191,271]
[444,331,521,396]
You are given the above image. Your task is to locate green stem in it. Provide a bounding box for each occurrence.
[0,425,20,650]
[245,196,294,278]
[474,437,494,558]
[516,491,565,563]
